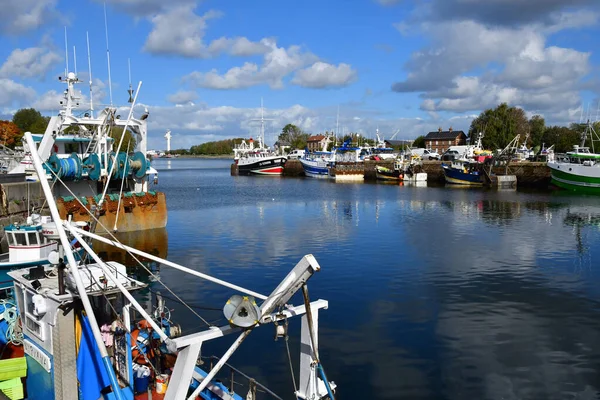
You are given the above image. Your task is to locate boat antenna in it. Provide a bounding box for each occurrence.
[104,2,114,106]
[64,26,69,76]
[579,104,584,124]
[86,31,94,117]
[127,58,133,103]
[595,100,600,123]
[73,45,77,76]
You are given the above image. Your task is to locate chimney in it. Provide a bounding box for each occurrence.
[438,127,442,133]
[449,126,453,133]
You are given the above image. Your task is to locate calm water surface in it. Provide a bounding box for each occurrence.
[131,158,600,400]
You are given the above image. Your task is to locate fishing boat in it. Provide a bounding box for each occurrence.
[547,120,600,194]
[441,160,487,186]
[327,140,364,181]
[300,135,334,178]
[0,214,87,276]
[375,157,427,182]
[9,70,166,233]
[235,102,287,176]
[0,132,336,400]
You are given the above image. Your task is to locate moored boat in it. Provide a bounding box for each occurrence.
[548,121,600,194]
[9,70,166,233]
[237,150,287,175]
[442,160,487,186]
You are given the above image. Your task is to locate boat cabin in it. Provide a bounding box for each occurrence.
[3,219,57,266]
[567,145,600,165]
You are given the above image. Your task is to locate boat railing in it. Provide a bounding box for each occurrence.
[200,355,284,400]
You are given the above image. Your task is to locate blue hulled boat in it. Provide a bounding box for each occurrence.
[441,160,487,186]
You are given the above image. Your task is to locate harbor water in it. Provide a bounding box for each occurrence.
[136,158,600,399]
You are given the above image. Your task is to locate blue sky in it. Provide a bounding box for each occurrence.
[1,0,599,150]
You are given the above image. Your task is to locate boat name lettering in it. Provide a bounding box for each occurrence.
[260,161,272,166]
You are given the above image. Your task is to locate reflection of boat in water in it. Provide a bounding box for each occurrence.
[92,227,168,266]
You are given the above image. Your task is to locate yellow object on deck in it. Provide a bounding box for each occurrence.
[0,357,26,381]
[0,377,24,400]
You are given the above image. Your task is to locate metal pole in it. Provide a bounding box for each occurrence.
[186,329,254,400]
[69,226,267,300]
[24,132,125,400]
[66,226,174,346]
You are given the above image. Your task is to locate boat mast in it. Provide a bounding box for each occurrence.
[86,31,94,117]
[104,2,114,106]
[24,132,125,400]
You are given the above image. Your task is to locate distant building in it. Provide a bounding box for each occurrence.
[384,139,413,149]
[307,134,327,151]
[424,127,467,154]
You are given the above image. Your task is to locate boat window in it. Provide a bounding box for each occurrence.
[15,232,28,246]
[65,143,79,153]
[6,233,14,246]
[27,232,39,246]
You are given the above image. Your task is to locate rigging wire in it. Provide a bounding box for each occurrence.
[43,163,213,328]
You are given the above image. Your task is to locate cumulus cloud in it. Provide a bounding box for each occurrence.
[291,62,357,89]
[167,91,198,105]
[143,6,222,58]
[32,78,107,112]
[390,16,593,122]
[128,101,473,150]
[143,6,268,59]
[0,79,36,107]
[184,39,319,89]
[0,0,58,35]
[0,47,61,80]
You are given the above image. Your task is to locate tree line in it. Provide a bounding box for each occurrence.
[410,103,597,154]
[0,108,50,148]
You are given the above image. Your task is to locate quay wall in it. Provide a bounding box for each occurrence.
[233,160,552,186]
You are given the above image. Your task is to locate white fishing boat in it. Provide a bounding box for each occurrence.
[327,140,364,181]
[0,132,336,400]
[300,135,334,178]
[548,120,600,194]
[236,102,287,176]
[8,68,166,232]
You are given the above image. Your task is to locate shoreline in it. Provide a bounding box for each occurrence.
[152,154,234,160]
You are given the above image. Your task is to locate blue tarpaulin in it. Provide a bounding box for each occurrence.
[77,314,111,400]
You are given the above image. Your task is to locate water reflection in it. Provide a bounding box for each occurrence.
[135,160,600,399]
[93,227,168,273]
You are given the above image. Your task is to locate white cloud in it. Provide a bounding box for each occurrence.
[167,91,198,105]
[0,47,61,80]
[0,0,57,35]
[391,19,592,122]
[143,6,269,59]
[292,62,357,89]
[0,79,36,107]
[32,78,107,112]
[143,6,223,58]
[184,39,318,89]
[208,36,271,57]
[133,101,473,150]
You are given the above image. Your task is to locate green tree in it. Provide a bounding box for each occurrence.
[278,124,309,150]
[110,127,137,151]
[12,108,47,134]
[528,115,545,147]
[189,138,245,155]
[541,126,580,153]
[412,135,426,148]
[469,103,529,150]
